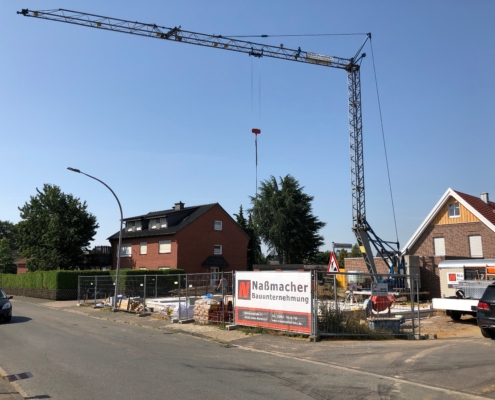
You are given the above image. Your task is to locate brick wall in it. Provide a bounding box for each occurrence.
[410,222,495,258]
[343,257,390,274]
[111,236,179,270]
[409,221,495,298]
[176,205,249,274]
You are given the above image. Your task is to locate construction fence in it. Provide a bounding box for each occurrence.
[79,270,424,337]
[78,272,234,324]
[315,271,422,337]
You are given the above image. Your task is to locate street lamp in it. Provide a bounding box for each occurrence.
[67,167,123,311]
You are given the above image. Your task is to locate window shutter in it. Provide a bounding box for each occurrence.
[469,235,483,258]
[434,238,445,256]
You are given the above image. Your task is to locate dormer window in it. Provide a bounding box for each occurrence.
[150,217,167,229]
[448,203,460,218]
[126,220,142,232]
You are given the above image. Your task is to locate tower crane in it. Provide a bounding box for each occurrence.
[17,8,406,277]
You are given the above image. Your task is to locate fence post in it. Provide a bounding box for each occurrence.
[94,276,97,305]
[416,274,421,336]
[410,274,415,336]
[143,275,147,310]
[155,275,158,299]
[178,274,182,320]
[77,276,80,306]
[186,274,189,313]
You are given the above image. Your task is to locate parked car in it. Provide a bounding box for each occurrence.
[477,282,495,339]
[0,288,13,323]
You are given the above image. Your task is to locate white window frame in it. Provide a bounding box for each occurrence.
[214,245,222,255]
[139,267,147,271]
[159,240,172,254]
[151,218,167,229]
[434,237,445,256]
[140,242,147,255]
[120,243,132,258]
[214,220,223,231]
[158,267,170,270]
[448,203,460,218]
[469,235,483,258]
[126,221,142,232]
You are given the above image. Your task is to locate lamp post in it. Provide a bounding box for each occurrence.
[67,167,123,311]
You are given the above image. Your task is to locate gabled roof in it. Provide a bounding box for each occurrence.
[402,188,495,252]
[107,203,217,240]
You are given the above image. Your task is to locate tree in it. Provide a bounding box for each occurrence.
[350,244,362,258]
[313,250,331,265]
[17,184,99,271]
[0,238,16,274]
[250,175,325,264]
[0,220,17,250]
[234,205,264,269]
[337,249,348,269]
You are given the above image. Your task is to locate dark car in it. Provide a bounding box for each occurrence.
[477,282,495,339]
[0,288,13,323]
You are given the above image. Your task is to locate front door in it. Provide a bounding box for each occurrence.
[210,267,220,286]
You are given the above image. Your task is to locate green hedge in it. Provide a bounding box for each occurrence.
[0,269,186,291]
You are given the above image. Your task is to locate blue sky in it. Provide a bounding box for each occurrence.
[2,1,494,253]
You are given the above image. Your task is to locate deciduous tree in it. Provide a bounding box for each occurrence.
[0,238,16,274]
[17,184,98,271]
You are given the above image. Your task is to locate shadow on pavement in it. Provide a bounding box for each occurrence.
[5,316,32,324]
[25,396,52,399]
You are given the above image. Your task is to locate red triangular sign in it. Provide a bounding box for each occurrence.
[327,251,340,273]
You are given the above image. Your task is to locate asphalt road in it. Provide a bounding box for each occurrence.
[1,300,494,400]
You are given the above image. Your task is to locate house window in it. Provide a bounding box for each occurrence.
[159,240,171,253]
[469,235,483,258]
[434,237,445,256]
[214,245,222,255]
[158,267,170,270]
[214,220,222,231]
[120,243,132,258]
[140,242,147,255]
[126,221,142,232]
[139,267,147,271]
[150,218,167,229]
[448,203,460,218]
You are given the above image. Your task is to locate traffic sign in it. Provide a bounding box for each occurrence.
[327,252,340,273]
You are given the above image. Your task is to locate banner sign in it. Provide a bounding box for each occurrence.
[235,271,312,334]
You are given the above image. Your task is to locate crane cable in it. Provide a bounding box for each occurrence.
[369,38,400,245]
[251,58,261,199]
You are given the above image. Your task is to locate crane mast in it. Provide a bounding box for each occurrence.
[18,8,404,276]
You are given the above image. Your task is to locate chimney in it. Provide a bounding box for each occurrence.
[174,201,185,211]
[481,192,489,204]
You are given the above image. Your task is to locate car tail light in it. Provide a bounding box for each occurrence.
[478,301,490,310]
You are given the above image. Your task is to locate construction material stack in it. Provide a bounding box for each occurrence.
[193,298,220,324]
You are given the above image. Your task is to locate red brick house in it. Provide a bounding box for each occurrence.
[107,202,249,276]
[400,188,495,298]
[343,189,495,298]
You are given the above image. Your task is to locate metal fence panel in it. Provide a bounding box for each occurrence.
[78,272,234,325]
[314,272,422,337]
